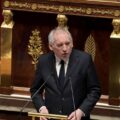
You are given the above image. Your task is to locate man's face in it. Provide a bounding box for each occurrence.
[49,32,73,60]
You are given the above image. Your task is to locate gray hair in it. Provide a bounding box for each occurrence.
[48,27,73,44]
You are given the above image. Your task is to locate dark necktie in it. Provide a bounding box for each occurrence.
[59,60,65,88]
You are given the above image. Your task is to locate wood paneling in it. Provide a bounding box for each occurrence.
[11,11,112,95]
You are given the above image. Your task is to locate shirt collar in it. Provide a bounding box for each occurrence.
[55,55,69,65]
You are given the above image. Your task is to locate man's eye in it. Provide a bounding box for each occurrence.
[66,42,70,45]
[57,44,63,47]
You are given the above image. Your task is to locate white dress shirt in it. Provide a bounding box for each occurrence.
[55,56,69,77]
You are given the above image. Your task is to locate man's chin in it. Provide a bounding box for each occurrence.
[62,56,69,60]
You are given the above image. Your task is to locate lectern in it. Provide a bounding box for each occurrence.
[28,112,68,120]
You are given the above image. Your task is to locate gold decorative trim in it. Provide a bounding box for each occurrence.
[4,0,10,7]
[28,112,67,120]
[110,18,120,39]
[3,0,120,18]
[84,34,96,61]
[1,10,14,29]
[31,3,37,10]
[28,29,43,69]
[56,14,68,30]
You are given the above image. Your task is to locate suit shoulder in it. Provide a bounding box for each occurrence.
[38,52,53,62]
[39,52,50,59]
[73,49,91,58]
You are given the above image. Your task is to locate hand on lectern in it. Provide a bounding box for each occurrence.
[68,108,84,120]
[39,106,49,120]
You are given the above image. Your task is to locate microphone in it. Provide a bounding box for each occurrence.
[18,72,53,120]
[69,76,77,120]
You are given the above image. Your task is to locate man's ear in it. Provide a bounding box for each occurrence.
[49,44,53,51]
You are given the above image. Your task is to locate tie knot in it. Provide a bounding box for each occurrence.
[60,60,64,65]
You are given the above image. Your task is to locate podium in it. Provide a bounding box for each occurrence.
[28,112,68,120]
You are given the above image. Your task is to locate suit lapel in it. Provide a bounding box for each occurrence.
[49,53,58,80]
[48,53,62,92]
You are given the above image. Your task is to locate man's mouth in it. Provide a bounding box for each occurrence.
[62,53,68,56]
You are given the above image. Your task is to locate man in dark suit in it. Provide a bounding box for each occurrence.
[30,27,101,120]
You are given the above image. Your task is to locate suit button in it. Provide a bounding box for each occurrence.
[59,110,62,114]
[62,98,64,101]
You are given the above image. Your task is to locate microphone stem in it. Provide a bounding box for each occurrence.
[69,78,77,120]
[21,80,47,113]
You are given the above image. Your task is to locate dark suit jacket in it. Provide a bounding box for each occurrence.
[30,49,101,120]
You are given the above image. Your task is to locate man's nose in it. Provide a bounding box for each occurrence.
[63,45,67,51]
